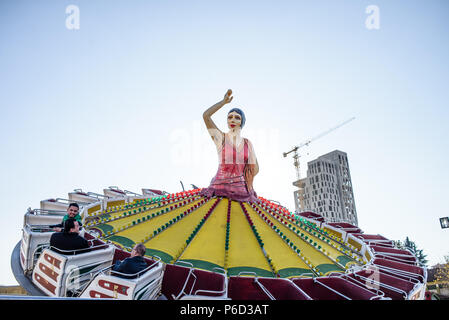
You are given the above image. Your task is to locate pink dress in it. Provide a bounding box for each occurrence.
[201,137,258,202]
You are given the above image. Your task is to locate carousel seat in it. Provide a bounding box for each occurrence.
[32,242,115,297]
[291,276,384,300]
[228,276,312,300]
[81,255,165,300]
[161,263,228,300]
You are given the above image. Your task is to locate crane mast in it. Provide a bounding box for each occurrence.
[283,117,355,180]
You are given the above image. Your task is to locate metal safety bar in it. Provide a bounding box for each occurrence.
[372,263,424,283]
[173,265,229,299]
[373,252,417,265]
[31,244,51,273]
[124,190,143,197]
[236,272,275,300]
[313,278,352,300]
[175,260,194,268]
[347,269,408,299]
[86,191,110,199]
[327,274,386,300]
[361,239,394,247]
[26,224,55,233]
[47,241,110,255]
[172,268,196,300]
[254,277,276,300]
[43,198,91,206]
[286,279,313,300]
[27,208,67,215]
[65,258,113,297]
[193,268,228,297]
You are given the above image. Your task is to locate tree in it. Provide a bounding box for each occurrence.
[435,254,449,286]
[394,237,428,267]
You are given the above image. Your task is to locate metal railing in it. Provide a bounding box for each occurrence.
[346,269,408,299]
[173,266,228,300]
[372,262,424,284]
[42,198,91,206]
[313,276,385,300]
[192,268,228,297]
[27,208,67,216]
[65,258,113,297]
[124,190,143,197]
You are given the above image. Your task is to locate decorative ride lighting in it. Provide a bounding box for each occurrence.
[440,217,449,229]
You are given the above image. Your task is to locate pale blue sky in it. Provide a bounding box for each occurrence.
[0,0,448,285]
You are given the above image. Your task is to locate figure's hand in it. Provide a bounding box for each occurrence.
[222,89,233,104]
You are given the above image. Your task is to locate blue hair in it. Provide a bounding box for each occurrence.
[228,108,246,128]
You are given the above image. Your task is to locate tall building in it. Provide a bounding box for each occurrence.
[293,150,358,226]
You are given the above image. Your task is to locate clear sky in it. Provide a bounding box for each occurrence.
[0,0,448,285]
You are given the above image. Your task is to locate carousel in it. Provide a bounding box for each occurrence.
[11,90,427,300]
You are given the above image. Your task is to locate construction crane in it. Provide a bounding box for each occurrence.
[283,117,355,180]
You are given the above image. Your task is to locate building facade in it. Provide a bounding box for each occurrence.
[293,150,358,226]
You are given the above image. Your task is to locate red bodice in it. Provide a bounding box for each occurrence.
[201,137,257,202]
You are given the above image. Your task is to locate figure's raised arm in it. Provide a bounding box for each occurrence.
[203,89,233,145]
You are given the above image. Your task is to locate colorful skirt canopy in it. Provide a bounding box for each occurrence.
[86,189,363,278]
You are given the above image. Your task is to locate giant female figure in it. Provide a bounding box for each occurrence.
[200,89,259,202]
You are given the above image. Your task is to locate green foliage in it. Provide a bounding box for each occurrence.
[435,254,449,285]
[395,236,428,267]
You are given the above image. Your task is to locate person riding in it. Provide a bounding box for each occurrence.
[50,218,90,255]
[201,89,259,202]
[112,243,148,278]
[51,202,83,232]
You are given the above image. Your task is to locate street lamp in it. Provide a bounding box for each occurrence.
[440,217,449,229]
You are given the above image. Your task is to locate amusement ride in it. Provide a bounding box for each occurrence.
[11,90,427,300]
